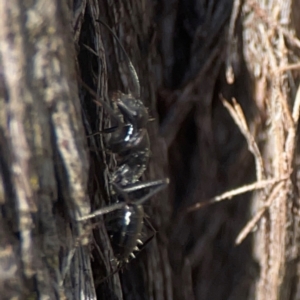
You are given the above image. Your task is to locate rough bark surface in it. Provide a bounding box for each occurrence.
[1,0,300,300]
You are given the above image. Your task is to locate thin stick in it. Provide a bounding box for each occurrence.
[222,97,265,181]
[186,177,286,212]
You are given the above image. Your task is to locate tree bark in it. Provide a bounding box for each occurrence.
[1,0,300,300]
[0,0,92,299]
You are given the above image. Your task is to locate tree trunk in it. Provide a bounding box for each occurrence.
[1,0,300,300]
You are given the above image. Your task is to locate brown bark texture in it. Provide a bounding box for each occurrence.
[1,0,300,299]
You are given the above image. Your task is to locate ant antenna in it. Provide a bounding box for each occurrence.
[79,78,122,128]
[96,19,141,99]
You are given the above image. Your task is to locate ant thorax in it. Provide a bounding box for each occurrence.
[104,91,151,186]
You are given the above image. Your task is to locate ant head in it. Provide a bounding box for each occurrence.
[118,94,149,128]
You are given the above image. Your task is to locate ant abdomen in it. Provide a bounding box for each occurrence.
[105,204,144,263]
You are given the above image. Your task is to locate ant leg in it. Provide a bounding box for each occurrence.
[87,124,131,138]
[122,178,169,193]
[87,126,117,138]
[110,178,169,206]
[92,125,119,134]
[143,215,157,234]
[76,179,168,222]
[76,202,126,222]
[134,178,169,206]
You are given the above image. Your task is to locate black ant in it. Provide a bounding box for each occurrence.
[78,20,169,264]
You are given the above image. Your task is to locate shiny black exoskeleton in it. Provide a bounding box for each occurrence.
[105,178,168,263]
[107,92,149,154]
[105,91,151,186]
[104,178,168,263]
[105,203,144,262]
